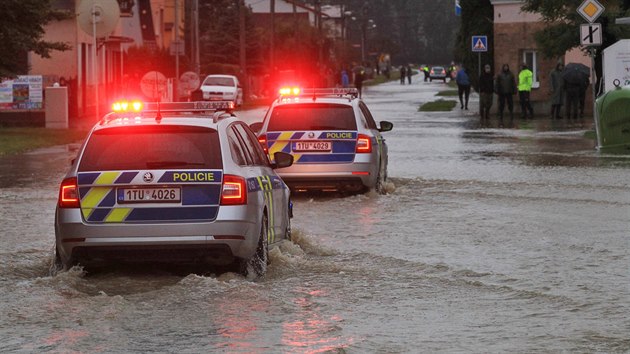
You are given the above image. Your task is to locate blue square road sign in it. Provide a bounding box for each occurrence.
[471,36,488,52]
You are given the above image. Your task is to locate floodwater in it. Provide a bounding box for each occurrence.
[1,80,629,353]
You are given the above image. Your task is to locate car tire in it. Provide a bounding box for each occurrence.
[375,163,387,195]
[285,201,292,241]
[49,245,67,276]
[239,213,269,278]
[430,79,433,82]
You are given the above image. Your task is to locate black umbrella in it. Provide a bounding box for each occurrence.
[563,62,590,85]
[565,62,590,76]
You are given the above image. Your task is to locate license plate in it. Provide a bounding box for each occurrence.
[293,141,332,152]
[118,187,181,203]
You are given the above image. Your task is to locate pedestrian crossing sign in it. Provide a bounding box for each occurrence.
[472,36,488,52]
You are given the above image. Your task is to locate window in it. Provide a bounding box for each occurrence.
[522,50,540,89]
[227,129,247,166]
[267,104,357,131]
[79,125,222,171]
[359,102,378,130]
[233,123,268,166]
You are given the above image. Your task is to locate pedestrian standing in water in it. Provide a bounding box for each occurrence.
[518,63,534,119]
[578,73,589,118]
[495,64,517,127]
[406,65,412,84]
[478,64,494,124]
[400,66,406,84]
[564,72,582,120]
[456,66,471,110]
[355,69,365,98]
[549,63,564,119]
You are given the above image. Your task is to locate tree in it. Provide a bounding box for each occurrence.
[454,0,493,90]
[0,0,70,77]
[521,0,630,93]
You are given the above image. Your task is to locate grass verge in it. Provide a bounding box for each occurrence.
[419,100,457,112]
[436,90,458,97]
[0,128,88,156]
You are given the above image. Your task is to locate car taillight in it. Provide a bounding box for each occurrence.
[221,175,247,205]
[258,134,268,153]
[58,177,79,208]
[356,134,372,153]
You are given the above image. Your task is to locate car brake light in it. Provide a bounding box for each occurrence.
[258,134,268,153]
[356,134,372,153]
[221,175,247,205]
[59,177,80,208]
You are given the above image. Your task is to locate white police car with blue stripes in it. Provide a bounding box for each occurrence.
[53,100,293,277]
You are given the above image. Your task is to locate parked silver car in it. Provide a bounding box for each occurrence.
[251,88,393,194]
[54,100,293,277]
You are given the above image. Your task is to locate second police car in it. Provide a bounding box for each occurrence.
[252,88,393,194]
[54,100,293,278]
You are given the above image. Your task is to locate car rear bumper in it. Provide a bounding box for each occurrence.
[277,160,378,192]
[55,206,260,266]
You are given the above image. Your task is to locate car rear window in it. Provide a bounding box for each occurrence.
[267,104,357,131]
[202,77,234,87]
[78,125,222,171]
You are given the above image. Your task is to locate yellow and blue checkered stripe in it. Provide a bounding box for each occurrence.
[246,175,286,244]
[266,131,358,164]
[77,170,222,223]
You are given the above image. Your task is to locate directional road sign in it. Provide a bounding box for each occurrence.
[581,23,602,46]
[471,35,488,52]
[577,0,604,23]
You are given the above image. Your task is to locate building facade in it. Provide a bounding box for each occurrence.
[491,0,593,115]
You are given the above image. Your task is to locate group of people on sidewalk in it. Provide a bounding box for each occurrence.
[455,62,587,127]
[455,63,533,127]
[399,65,413,85]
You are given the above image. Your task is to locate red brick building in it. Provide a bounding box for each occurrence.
[491,0,593,115]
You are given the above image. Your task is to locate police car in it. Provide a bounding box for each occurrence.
[251,88,393,194]
[54,100,293,277]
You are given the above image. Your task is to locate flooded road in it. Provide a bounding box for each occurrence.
[1,80,629,352]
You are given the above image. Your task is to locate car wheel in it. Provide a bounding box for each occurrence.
[240,213,269,278]
[430,79,433,82]
[285,201,292,241]
[49,244,67,276]
[375,163,387,195]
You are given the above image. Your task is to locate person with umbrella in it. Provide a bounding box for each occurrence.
[562,63,589,120]
[550,62,565,119]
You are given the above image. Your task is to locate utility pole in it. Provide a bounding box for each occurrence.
[270,0,275,74]
[239,0,247,98]
[174,0,180,102]
[194,0,200,77]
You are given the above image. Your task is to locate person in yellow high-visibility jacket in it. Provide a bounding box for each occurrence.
[518,63,534,119]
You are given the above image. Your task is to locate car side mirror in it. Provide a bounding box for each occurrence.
[379,121,393,132]
[250,122,263,134]
[272,151,294,169]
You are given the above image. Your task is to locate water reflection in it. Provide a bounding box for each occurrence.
[281,287,351,352]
